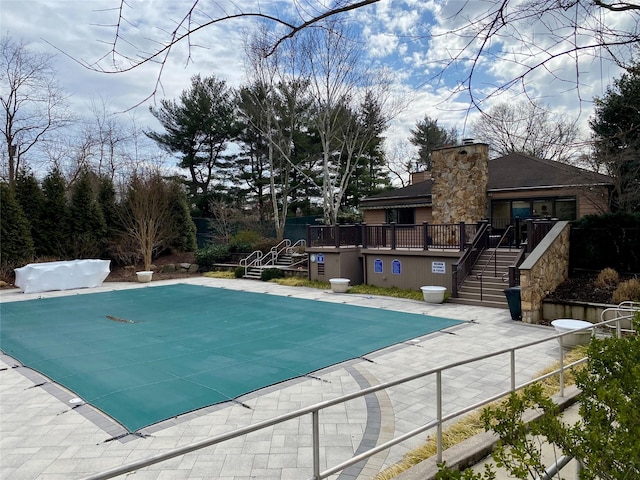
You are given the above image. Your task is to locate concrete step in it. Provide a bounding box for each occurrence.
[448,297,509,309]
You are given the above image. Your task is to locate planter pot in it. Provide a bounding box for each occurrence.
[136,271,153,283]
[329,278,350,293]
[421,286,447,304]
[551,319,593,348]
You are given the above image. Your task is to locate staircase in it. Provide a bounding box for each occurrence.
[240,239,307,280]
[450,249,522,309]
[243,253,296,280]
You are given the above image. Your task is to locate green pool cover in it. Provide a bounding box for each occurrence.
[1,284,462,431]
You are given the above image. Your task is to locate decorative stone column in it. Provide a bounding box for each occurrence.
[431,142,489,224]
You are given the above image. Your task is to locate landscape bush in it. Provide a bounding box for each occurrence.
[234,266,245,278]
[194,244,231,269]
[595,267,620,288]
[230,230,262,252]
[613,278,640,303]
[253,238,279,253]
[260,268,285,281]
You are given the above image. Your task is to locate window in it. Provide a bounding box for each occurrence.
[555,198,577,220]
[386,208,415,224]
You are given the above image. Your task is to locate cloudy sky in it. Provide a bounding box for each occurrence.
[1,0,634,175]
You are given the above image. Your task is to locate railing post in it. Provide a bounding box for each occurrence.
[334,224,340,248]
[526,219,534,252]
[514,217,521,249]
[423,222,429,250]
[391,222,397,250]
[306,224,311,247]
[436,370,443,463]
[361,223,367,248]
[312,410,320,479]
[459,222,465,250]
[559,336,565,397]
[510,350,516,392]
[452,267,458,297]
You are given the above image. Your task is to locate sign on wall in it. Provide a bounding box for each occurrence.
[432,261,446,274]
[317,254,325,264]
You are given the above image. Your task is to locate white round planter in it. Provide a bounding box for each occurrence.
[136,271,153,283]
[329,278,350,293]
[421,286,447,303]
[551,319,593,348]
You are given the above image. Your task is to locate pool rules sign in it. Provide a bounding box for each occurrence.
[432,261,446,274]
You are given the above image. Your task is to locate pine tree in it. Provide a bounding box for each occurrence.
[14,168,45,256]
[167,179,197,252]
[40,168,70,258]
[0,182,34,268]
[68,169,107,258]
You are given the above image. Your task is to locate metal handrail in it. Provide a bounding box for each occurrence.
[452,221,490,296]
[475,225,516,300]
[262,239,292,267]
[286,238,306,255]
[80,315,634,480]
[239,250,263,276]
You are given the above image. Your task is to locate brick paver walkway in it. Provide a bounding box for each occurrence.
[1,277,560,479]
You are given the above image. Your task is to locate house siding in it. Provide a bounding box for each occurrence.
[362,250,458,292]
[489,186,609,219]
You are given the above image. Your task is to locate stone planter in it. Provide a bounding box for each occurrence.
[421,286,447,303]
[329,278,350,293]
[136,271,153,283]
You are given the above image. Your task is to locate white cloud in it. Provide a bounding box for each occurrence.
[1,0,632,174]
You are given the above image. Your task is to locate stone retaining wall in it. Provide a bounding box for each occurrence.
[519,222,571,324]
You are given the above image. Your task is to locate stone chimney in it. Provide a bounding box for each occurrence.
[431,141,489,224]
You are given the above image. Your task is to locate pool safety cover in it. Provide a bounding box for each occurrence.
[0,284,462,431]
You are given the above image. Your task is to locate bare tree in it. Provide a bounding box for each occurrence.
[0,35,71,187]
[471,101,580,162]
[84,1,637,106]
[240,27,316,238]
[302,19,395,224]
[118,170,173,271]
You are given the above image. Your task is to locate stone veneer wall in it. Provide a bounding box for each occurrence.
[519,222,571,324]
[431,143,489,224]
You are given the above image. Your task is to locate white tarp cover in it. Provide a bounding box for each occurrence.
[15,260,111,294]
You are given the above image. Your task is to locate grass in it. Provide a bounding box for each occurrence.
[372,345,589,480]
[204,272,431,302]
[272,277,426,301]
[203,271,236,279]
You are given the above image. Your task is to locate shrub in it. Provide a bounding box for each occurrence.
[261,268,285,281]
[229,242,254,254]
[613,278,640,303]
[595,267,620,288]
[194,244,231,269]
[253,238,279,253]
[234,266,245,278]
[230,230,261,247]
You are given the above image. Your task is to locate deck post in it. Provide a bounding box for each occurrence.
[423,222,429,250]
[361,223,368,248]
[334,224,340,248]
[390,222,397,250]
[459,222,465,250]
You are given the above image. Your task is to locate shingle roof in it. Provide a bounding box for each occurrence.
[487,152,613,191]
[361,153,614,207]
[360,179,433,209]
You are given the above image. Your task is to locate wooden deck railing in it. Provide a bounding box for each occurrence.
[307,222,479,251]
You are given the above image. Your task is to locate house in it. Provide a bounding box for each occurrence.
[305,143,613,323]
[361,150,612,228]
